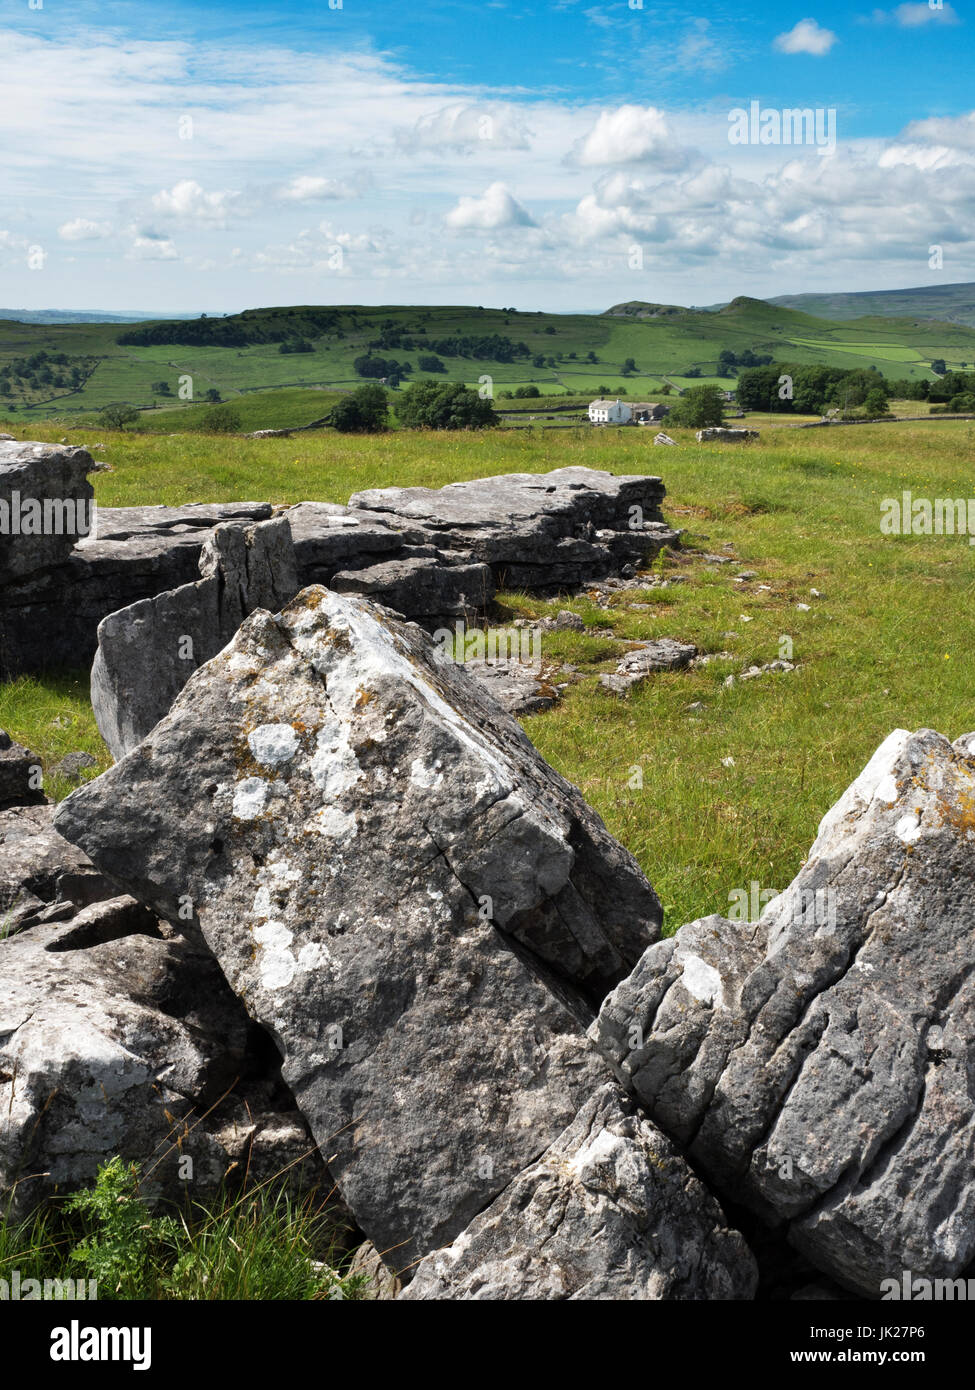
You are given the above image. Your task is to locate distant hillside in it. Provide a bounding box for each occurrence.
[2,297,974,424]
[0,309,191,325]
[762,282,975,329]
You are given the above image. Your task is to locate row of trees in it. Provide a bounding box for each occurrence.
[736,363,892,416]
[329,381,497,432]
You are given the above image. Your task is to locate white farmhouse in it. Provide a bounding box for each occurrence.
[588,398,631,425]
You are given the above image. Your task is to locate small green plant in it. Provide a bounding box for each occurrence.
[1,1156,371,1301]
[65,1158,178,1299]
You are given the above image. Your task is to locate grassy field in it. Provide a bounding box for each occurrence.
[2,295,973,425]
[2,415,973,934]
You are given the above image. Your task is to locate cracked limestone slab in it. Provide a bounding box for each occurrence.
[590,728,975,1296]
[399,1082,757,1300]
[54,587,663,1267]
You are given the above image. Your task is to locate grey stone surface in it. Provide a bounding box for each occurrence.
[400,1082,757,1300]
[696,428,759,442]
[463,658,559,715]
[2,452,680,678]
[54,587,664,1266]
[599,638,699,694]
[0,803,115,935]
[330,555,494,626]
[349,467,678,588]
[0,441,96,584]
[0,730,44,808]
[590,727,975,1296]
[0,904,326,1216]
[90,516,298,760]
[1,500,274,677]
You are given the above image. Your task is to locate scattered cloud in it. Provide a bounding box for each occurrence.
[445,182,536,230]
[773,19,838,54]
[570,105,696,170]
[869,2,960,23]
[58,219,113,241]
[275,176,361,202]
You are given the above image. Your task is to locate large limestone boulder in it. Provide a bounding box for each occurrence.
[54,587,662,1267]
[400,1083,757,1300]
[0,498,274,678]
[0,440,96,584]
[590,727,975,1296]
[349,467,678,590]
[91,516,298,760]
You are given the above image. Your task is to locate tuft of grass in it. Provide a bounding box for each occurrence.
[1,1157,368,1301]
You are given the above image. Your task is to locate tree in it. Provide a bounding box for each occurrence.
[98,404,140,430]
[396,380,498,430]
[200,404,241,433]
[931,359,947,376]
[585,351,598,364]
[152,380,172,396]
[666,385,725,429]
[513,385,540,398]
[205,388,222,403]
[328,384,389,433]
[863,388,891,418]
[417,354,446,373]
[621,357,637,376]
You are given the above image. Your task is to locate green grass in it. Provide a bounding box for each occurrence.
[1,1157,367,1301]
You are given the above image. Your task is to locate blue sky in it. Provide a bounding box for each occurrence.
[1,0,972,311]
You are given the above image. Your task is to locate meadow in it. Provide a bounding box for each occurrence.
[3,414,973,933]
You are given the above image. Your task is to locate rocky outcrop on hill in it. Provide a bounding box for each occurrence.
[54,587,663,1267]
[590,727,975,1297]
[0,453,679,679]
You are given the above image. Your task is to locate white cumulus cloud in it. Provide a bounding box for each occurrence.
[773,19,838,54]
[570,106,695,170]
[445,182,536,230]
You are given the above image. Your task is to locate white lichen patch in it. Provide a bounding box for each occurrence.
[310,806,357,840]
[253,921,296,990]
[296,941,336,974]
[248,723,299,768]
[680,954,724,1007]
[895,812,923,844]
[232,776,269,820]
[309,713,363,801]
[410,758,443,790]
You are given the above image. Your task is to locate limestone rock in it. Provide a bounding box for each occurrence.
[0,803,115,935]
[400,1083,757,1300]
[55,587,664,1266]
[599,638,698,694]
[0,731,44,808]
[696,428,759,443]
[590,728,975,1296]
[0,905,325,1215]
[91,516,298,760]
[0,441,95,584]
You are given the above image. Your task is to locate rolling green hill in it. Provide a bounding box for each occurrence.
[2,295,973,427]
[760,282,975,329]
